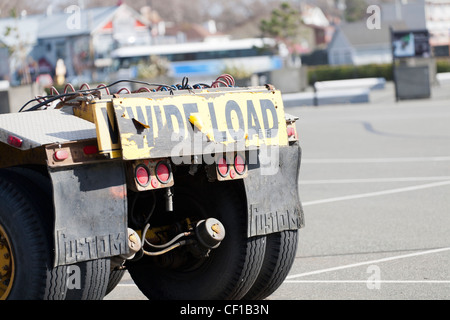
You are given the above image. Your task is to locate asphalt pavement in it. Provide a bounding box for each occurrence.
[105,81,450,300]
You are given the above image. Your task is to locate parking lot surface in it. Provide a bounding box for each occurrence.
[106,82,450,300]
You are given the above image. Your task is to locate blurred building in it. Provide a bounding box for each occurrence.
[327,0,428,65]
[0,3,154,85]
[35,4,153,84]
[327,21,394,65]
[0,13,40,84]
[300,3,334,48]
[0,41,10,80]
[425,0,450,56]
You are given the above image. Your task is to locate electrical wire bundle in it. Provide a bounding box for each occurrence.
[19,74,237,113]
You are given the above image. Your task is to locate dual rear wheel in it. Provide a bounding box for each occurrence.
[127,176,298,300]
[0,168,298,300]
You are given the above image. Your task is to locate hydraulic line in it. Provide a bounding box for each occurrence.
[146,231,192,249]
[142,239,195,256]
[141,223,192,251]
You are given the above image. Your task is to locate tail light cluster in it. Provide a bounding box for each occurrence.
[214,152,248,181]
[286,123,298,142]
[45,139,104,167]
[285,113,299,143]
[129,159,174,191]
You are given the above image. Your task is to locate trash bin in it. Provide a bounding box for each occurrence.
[394,65,431,100]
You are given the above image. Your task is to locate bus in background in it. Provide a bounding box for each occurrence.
[108,38,283,85]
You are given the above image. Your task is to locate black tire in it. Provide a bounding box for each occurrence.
[0,169,67,300]
[64,258,110,300]
[243,230,298,300]
[105,269,126,296]
[127,178,266,300]
[1,167,111,300]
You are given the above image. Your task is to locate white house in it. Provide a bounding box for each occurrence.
[0,4,153,84]
[327,21,396,65]
[327,0,427,66]
[33,4,152,82]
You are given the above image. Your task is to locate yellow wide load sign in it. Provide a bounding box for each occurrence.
[94,88,288,160]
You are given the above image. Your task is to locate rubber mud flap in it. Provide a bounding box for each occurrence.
[48,161,128,266]
[244,143,304,237]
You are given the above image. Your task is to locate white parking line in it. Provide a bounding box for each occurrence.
[284,280,450,284]
[285,247,450,280]
[302,180,450,206]
[299,176,450,184]
[117,284,138,287]
[302,156,450,164]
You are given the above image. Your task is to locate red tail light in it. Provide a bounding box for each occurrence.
[151,178,158,188]
[7,135,23,148]
[217,157,229,177]
[287,126,296,137]
[83,145,98,155]
[53,150,69,161]
[156,162,172,184]
[234,154,246,175]
[135,165,150,186]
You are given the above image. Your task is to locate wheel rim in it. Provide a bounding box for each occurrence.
[0,224,14,300]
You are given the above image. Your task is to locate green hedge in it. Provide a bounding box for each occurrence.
[307,63,393,85]
[307,59,450,85]
[436,58,450,73]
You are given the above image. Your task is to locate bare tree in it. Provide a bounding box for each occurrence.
[72,0,209,24]
[78,0,282,32]
[1,0,286,34]
[194,0,283,32]
[0,0,52,17]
